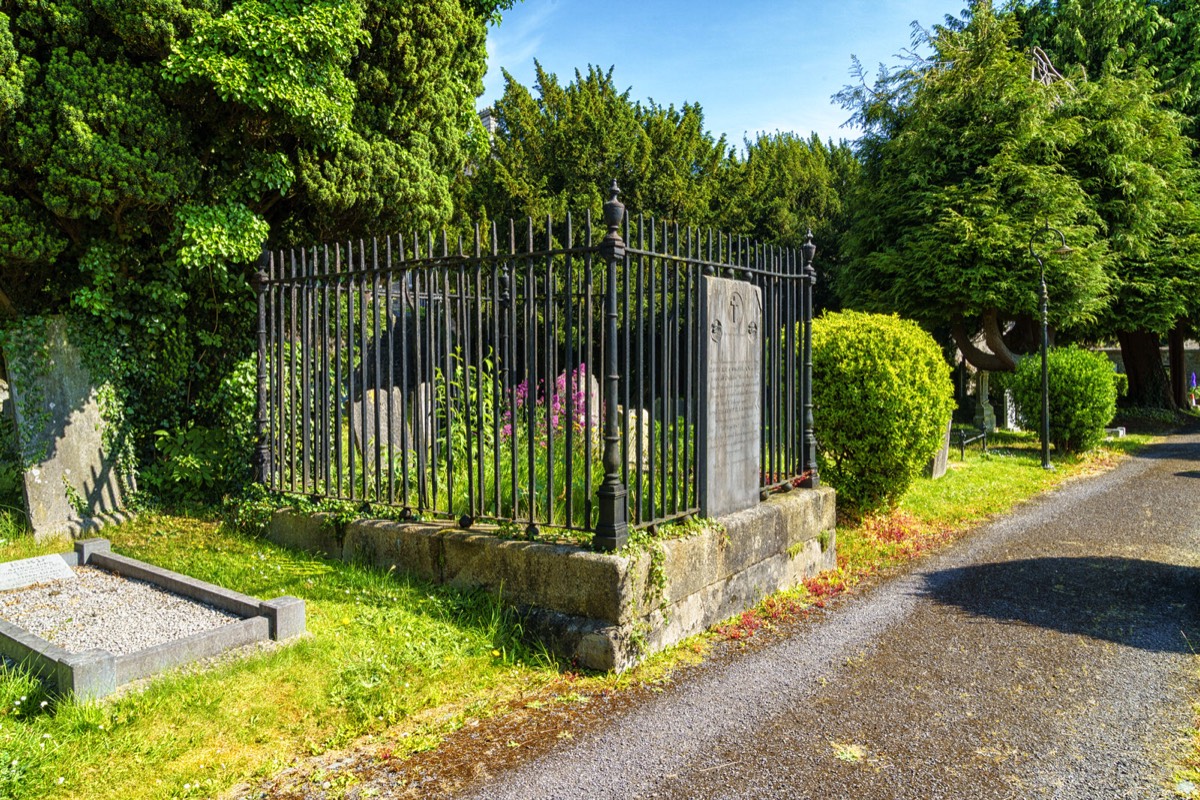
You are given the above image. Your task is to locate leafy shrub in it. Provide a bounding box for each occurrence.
[811,311,955,513]
[142,355,256,506]
[1008,346,1117,454]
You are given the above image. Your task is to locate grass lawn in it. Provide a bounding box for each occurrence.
[0,427,1165,799]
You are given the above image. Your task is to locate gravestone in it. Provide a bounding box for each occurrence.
[973,371,996,432]
[349,384,434,473]
[699,276,762,518]
[4,317,129,540]
[0,554,75,592]
[924,420,952,479]
[1000,388,1021,431]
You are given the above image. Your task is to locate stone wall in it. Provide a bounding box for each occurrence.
[268,486,837,671]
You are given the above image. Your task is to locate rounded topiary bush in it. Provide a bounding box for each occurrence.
[811,310,954,513]
[1009,346,1117,454]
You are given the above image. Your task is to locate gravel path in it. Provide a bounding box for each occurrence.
[457,431,1200,800]
[0,566,239,656]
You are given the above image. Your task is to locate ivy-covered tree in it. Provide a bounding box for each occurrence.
[0,0,505,496]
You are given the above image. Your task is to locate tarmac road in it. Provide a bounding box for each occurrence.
[459,431,1200,800]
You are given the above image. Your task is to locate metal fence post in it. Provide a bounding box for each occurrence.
[594,180,629,552]
[252,248,272,485]
[800,231,819,488]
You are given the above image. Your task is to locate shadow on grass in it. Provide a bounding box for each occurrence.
[923,556,1200,654]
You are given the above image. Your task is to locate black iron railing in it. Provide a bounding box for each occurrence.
[252,187,816,551]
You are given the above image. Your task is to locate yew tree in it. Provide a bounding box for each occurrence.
[838,2,1110,372]
[467,63,731,226]
[1015,0,1200,406]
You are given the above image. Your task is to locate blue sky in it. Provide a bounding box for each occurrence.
[483,0,968,145]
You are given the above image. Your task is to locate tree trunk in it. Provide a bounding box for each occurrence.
[1116,329,1174,409]
[952,310,1017,373]
[1168,321,1187,409]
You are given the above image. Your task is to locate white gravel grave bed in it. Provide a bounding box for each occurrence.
[0,566,240,656]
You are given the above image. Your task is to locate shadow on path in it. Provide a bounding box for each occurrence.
[1126,434,1200,461]
[923,556,1200,654]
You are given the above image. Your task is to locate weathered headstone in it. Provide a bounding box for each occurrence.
[349,384,434,471]
[699,276,762,518]
[4,317,129,540]
[1000,388,1021,431]
[924,420,952,479]
[0,554,75,592]
[973,371,996,432]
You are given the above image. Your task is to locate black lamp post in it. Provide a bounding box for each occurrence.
[1028,224,1072,470]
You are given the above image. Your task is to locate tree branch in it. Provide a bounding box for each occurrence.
[952,309,1017,372]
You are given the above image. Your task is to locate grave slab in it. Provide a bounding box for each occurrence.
[0,554,76,592]
[699,276,763,518]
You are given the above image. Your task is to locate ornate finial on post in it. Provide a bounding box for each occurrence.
[801,229,817,271]
[594,179,629,553]
[599,180,626,263]
[800,231,819,488]
[252,248,272,485]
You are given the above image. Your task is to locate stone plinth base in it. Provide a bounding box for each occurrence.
[268,487,837,671]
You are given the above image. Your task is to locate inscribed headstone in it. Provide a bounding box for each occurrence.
[699,276,762,517]
[0,554,75,592]
[4,316,128,539]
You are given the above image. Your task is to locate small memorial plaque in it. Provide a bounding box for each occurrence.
[699,276,763,518]
[0,554,76,592]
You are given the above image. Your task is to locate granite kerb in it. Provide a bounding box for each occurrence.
[269,485,837,671]
[0,539,306,700]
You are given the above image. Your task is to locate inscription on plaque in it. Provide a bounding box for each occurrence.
[0,554,75,592]
[699,276,762,517]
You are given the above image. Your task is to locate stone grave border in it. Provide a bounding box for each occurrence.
[0,539,305,700]
[269,486,836,672]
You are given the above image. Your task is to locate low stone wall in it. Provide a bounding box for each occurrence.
[269,486,836,671]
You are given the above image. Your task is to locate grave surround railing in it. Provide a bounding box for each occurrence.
[252,184,817,551]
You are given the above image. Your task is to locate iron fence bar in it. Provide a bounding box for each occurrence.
[333,245,344,498]
[303,247,312,491]
[504,222,517,521]
[524,217,537,533]
[385,237,395,505]
[253,251,270,485]
[584,212,597,530]
[267,251,279,491]
[564,212,576,527]
[624,212,633,501]
[439,232,452,516]
[358,240,371,502]
[634,215,645,524]
[397,235,412,515]
[489,223,501,518]
[672,221,683,515]
[543,215,554,528]
[648,220,658,524]
[371,239,383,503]
[287,248,297,494]
[473,226,486,524]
